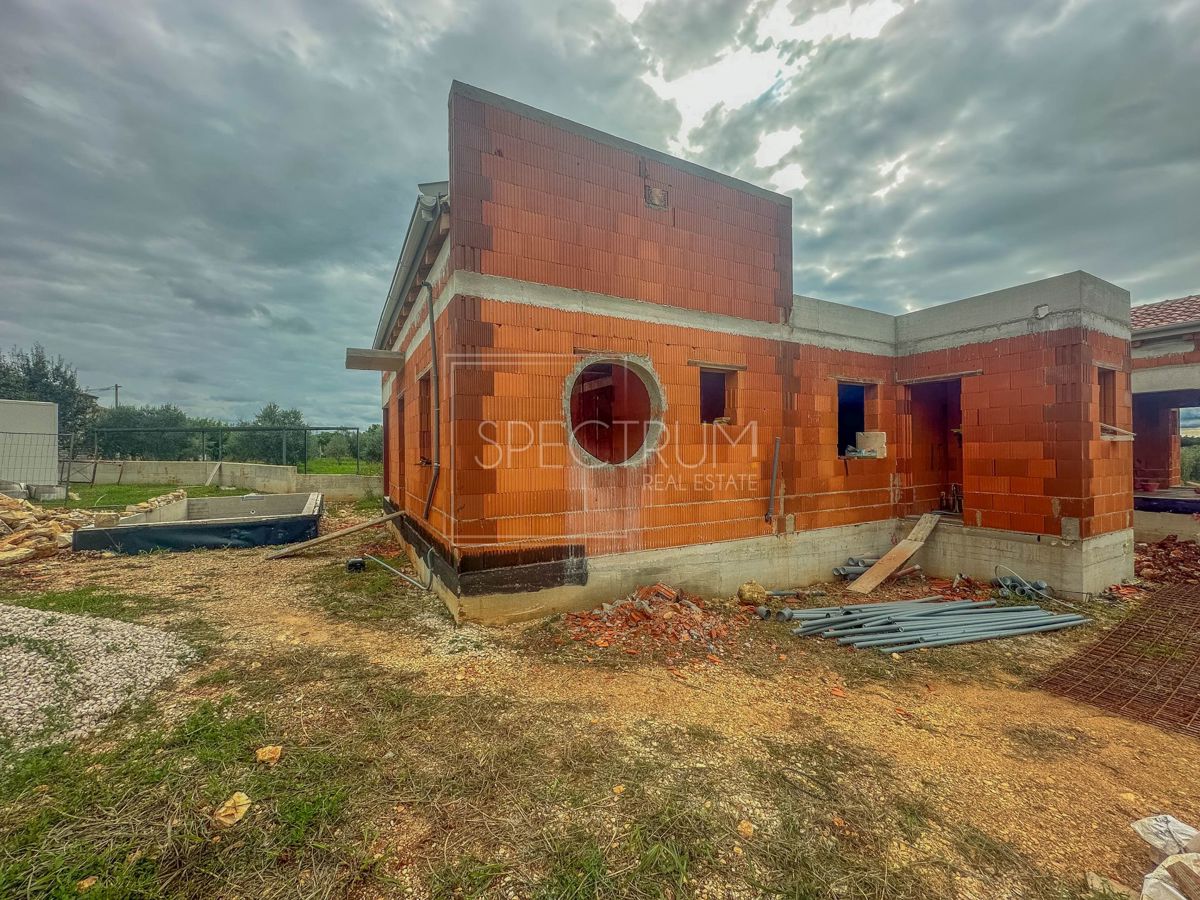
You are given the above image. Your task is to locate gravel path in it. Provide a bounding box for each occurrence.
[0,604,195,747]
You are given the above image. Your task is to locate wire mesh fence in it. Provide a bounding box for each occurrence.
[75,426,373,477]
[0,431,62,487]
[1,426,382,490]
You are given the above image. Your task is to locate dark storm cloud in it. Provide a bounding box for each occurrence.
[2,0,1199,428]
[678,0,1200,311]
[0,0,675,425]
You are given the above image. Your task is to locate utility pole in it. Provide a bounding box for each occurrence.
[86,384,122,407]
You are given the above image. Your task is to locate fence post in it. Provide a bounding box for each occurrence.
[282,431,287,467]
[65,433,76,486]
[356,428,361,475]
[303,429,308,475]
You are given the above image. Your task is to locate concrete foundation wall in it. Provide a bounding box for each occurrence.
[395,515,1128,624]
[1133,510,1200,543]
[77,460,381,502]
[419,518,897,624]
[906,518,1134,599]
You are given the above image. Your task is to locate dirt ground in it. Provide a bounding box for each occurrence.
[4,512,1199,897]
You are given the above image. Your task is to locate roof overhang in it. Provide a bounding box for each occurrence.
[372,181,449,350]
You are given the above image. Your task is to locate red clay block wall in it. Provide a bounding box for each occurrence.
[783,347,896,532]
[442,295,903,563]
[448,85,793,323]
[896,327,1131,539]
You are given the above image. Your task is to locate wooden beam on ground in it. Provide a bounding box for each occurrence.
[264,511,403,560]
[345,347,405,372]
[1169,862,1200,900]
[848,513,940,595]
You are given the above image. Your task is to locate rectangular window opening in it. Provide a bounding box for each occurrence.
[700,369,731,424]
[837,383,867,456]
[1098,368,1117,427]
[418,374,432,464]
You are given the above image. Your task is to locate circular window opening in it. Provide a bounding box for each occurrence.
[568,361,654,464]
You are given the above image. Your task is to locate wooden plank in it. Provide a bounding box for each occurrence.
[264,511,403,560]
[204,462,222,487]
[848,513,940,595]
[1169,862,1200,900]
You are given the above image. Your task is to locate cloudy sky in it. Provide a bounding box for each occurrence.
[2,0,1198,425]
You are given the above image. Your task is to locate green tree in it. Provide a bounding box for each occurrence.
[0,345,98,438]
[94,405,192,459]
[360,424,383,463]
[322,432,352,463]
[224,403,307,466]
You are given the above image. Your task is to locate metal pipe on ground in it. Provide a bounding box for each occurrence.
[836,614,1078,645]
[793,597,943,617]
[881,618,1091,653]
[849,619,1094,652]
[792,601,950,632]
[833,565,869,577]
[847,614,1089,646]
[822,600,993,632]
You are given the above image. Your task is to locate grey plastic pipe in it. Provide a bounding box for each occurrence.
[881,617,1090,652]
[839,615,1077,646]
[833,613,1062,642]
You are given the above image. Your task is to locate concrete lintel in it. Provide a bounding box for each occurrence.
[346,348,405,372]
[1133,364,1200,394]
[452,271,898,357]
[395,268,1134,380]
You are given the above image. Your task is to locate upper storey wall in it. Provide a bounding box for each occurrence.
[447,82,794,324]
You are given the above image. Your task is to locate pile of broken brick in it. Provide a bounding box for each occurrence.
[1136,535,1200,585]
[564,582,748,661]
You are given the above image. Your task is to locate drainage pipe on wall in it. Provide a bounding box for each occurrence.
[765,436,781,522]
[421,280,440,521]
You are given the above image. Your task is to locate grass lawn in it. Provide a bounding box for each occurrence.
[38,483,252,510]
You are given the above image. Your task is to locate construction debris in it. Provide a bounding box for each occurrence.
[0,495,93,567]
[848,513,940,594]
[264,511,403,560]
[1136,536,1200,584]
[735,580,770,606]
[565,582,746,660]
[788,597,1089,653]
[122,489,186,516]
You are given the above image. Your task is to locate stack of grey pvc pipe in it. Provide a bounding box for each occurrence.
[831,556,881,577]
[778,597,1089,653]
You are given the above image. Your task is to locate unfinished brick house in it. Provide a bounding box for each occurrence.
[348,82,1135,623]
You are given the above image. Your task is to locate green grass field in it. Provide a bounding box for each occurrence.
[38,483,251,509]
